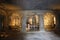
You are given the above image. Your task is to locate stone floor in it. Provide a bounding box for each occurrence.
[26,31,60,40]
[0,30,60,40]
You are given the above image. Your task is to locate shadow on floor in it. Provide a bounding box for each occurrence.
[0,31,26,40]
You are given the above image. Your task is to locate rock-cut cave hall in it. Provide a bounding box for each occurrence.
[0,4,59,32]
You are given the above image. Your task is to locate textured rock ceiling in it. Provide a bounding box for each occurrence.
[0,0,60,10]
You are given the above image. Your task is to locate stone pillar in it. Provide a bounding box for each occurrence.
[55,13,60,30]
[22,15,27,32]
[40,14,44,31]
[53,10,60,31]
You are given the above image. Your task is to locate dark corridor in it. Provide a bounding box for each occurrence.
[0,14,5,31]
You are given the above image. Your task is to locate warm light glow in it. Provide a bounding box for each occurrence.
[54,17,56,24]
[44,13,55,25]
[28,17,32,24]
[35,15,39,24]
[11,19,15,26]
[44,12,56,30]
[9,13,21,28]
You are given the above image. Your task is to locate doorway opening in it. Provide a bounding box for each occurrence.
[26,15,40,32]
[9,13,22,31]
[44,12,56,31]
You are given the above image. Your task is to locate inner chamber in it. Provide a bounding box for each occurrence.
[43,12,56,31]
[9,11,22,31]
[26,14,40,32]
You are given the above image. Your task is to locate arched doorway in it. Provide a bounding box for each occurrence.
[44,11,56,31]
[26,14,40,32]
[9,11,22,31]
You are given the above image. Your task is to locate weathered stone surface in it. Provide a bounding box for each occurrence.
[26,31,60,40]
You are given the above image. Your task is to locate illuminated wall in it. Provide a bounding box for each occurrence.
[9,12,22,31]
[44,12,56,31]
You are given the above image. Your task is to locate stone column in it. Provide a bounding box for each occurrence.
[55,13,60,30]
[22,15,27,32]
[40,14,44,31]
